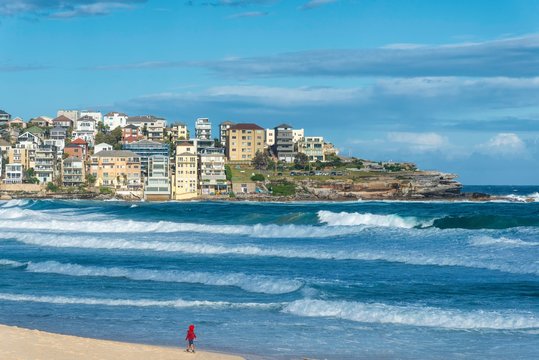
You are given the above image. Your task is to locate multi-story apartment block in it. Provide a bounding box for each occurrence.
[52,115,74,129]
[265,129,275,147]
[122,124,143,144]
[226,123,265,162]
[173,140,198,200]
[292,129,305,143]
[80,110,103,124]
[297,136,325,162]
[73,115,97,146]
[123,139,169,176]
[35,144,58,184]
[8,145,34,170]
[44,139,65,158]
[199,149,227,195]
[219,121,234,148]
[62,156,85,187]
[103,112,128,129]
[170,123,189,140]
[57,110,80,123]
[4,163,23,184]
[90,150,142,190]
[126,115,167,141]
[195,118,212,140]
[144,155,170,201]
[0,109,12,125]
[272,124,296,163]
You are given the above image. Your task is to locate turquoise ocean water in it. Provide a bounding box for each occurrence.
[0,185,538,359]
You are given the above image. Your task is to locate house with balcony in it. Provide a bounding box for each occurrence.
[272,124,296,163]
[73,115,97,146]
[123,139,169,176]
[297,136,325,162]
[4,163,23,184]
[122,124,143,144]
[62,156,85,187]
[170,122,189,141]
[28,116,52,128]
[64,138,89,159]
[103,112,128,129]
[90,150,142,190]
[52,115,74,129]
[35,144,58,184]
[144,155,170,201]
[199,149,227,195]
[126,115,167,141]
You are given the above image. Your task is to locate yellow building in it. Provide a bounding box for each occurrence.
[90,150,142,190]
[226,123,265,162]
[8,145,33,170]
[173,140,198,199]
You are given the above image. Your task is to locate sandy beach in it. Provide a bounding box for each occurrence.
[0,324,245,360]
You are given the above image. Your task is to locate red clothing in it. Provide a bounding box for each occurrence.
[185,325,196,341]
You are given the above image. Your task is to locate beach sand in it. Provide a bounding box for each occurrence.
[0,324,245,360]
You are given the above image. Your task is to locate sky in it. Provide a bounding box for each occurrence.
[1,0,539,185]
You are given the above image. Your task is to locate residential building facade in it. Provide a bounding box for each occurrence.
[62,156,85,187]
[57,110,80,123]
[272,124,296,163]
[144,155,170,201]
[173,141,198,200]
[90,150,142,190]
[0,109,11,125]
[297,136,325,162]
[4,163,23,184]
[94,143,113,154]
[123,139,169,175]
[226,123,265,162]
[170,123,189,140]
[52,115,74,129]
[199,150,227,195]
[265,129,275,147]
[35,144,58,184]
[80,110,103,124]
[219,121,234,148]
[195,118,212,140]
[122,124,143,144]
[103,112,128,129]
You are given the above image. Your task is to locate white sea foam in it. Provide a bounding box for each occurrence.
[0,293,279,310]
[0,199,31,208]
[0,218,361,238]
[25,261,303,294]
[282,299,539,330]
[502,193,539,202]
[470,236,539,248]
[0,259,25,267]
[4,232,538,275]
[318,210,431,228]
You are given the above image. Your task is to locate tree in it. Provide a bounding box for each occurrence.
[86,174,96,186]
[294,153,309,170]
[214,138,223,148]
[251,173,265,181]
[252,151,270,170]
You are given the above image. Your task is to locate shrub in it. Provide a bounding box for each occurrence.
[225,165,233,181]
[99,186,113,195]
[250,173,265,181]
[46,182,59,192]
[268,181,296,196]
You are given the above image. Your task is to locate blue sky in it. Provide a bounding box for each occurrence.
[1,0,539,184]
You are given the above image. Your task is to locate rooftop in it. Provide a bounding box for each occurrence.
[275,123,293,129]
[71,138,88,145]
[229,123,264,131]
[53,115,72,123]
[93,150,139,158]
[105,112,128,117]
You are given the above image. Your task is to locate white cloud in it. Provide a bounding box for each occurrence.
[479,133,526,156]
[387,132,449,152]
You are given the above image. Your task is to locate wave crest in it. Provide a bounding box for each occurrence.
[283,299,539,330]
[318,210,429,228]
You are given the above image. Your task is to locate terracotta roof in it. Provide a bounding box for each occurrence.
[53,115,72,122]
[229,123,264,131]
[71,138,88,145]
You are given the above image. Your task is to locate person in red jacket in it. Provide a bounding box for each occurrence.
[185,324,197,353]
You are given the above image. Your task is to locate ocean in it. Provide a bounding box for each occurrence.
[0,185,538,359]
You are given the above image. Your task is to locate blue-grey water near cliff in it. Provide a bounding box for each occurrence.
[0,186,538,359]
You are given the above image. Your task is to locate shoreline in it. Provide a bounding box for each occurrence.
[0,324,245,360]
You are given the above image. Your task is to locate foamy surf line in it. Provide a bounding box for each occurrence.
[3,233,538,276]
[317,210,433,228]
[0,293,279,310]
[22,260,303,294]
[283,299,539,330]
[0,219,361,238]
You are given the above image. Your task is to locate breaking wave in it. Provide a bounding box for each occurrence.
[469,236,539,248]
[24,261,303,294]
[0,293,279,309]
[0,259,25,267]
[282,299,539,330]
[317,210,430,228]
[4,233,538,275]
[502,193,539,203]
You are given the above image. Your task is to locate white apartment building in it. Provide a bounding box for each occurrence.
[144,155,170,201]
[199,149,227,195]
[35,145,58,184]
[219,121,234,147]
[94,143,113,153]
[4,163,23,184]
[103,112,128,129]
[195,118,212,140]
[292,129,305,143]
[265,129,275,147]
[80,110,103,124]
